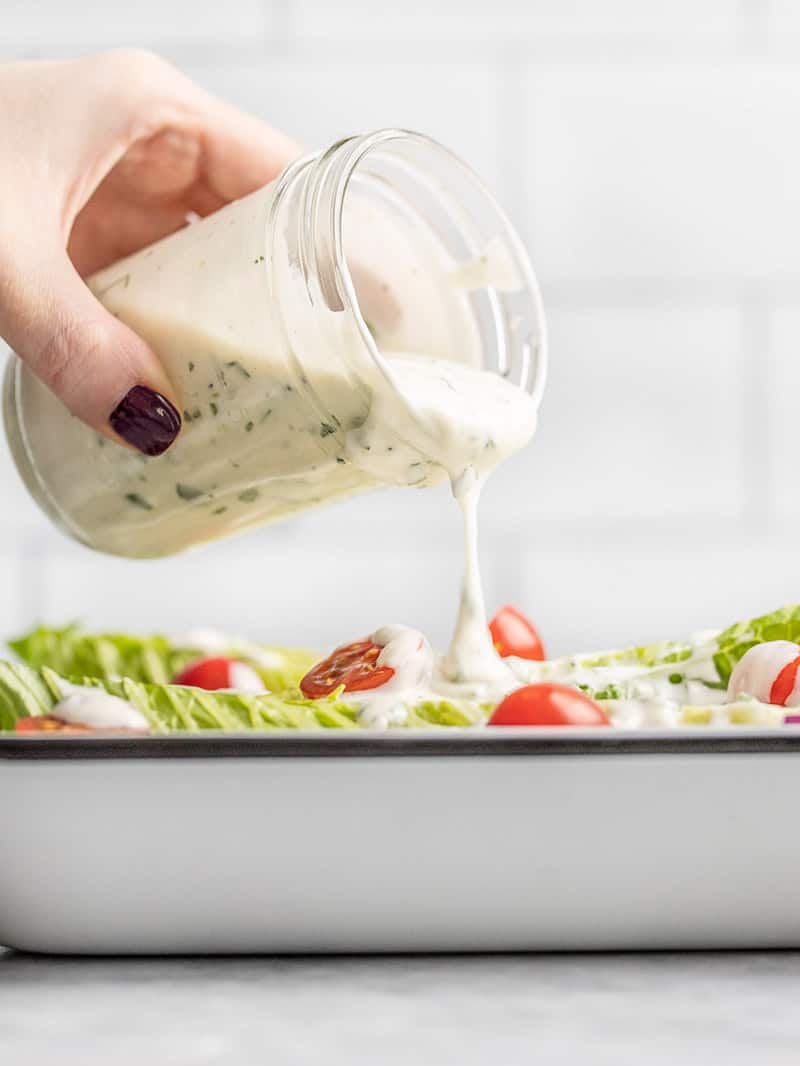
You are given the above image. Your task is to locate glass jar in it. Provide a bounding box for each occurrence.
[3,129,547,558]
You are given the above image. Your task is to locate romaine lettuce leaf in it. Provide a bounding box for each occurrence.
[0,659,790,734]
[0,660,362,732]
[680,699,785,727]
[7,605,800,734]
[712,605,800,684]
[522,609,798,706]
[9,625,317,692]
[0,661,488,733]
[574,605,800,690]
[578,640,696,670]
[0,661,55,729]
[92,675,360,733]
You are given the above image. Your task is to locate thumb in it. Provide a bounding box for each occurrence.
[0,247,181,455]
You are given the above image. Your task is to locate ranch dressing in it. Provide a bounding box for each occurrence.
[440,473,518,695]
[343,624,436,728]
[340,354,537,695]
[9,182,489,558]
[52,681,148,732]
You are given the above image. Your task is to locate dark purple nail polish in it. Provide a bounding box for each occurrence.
[109,386,181,456]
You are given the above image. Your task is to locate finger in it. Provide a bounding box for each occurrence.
[185,181,226,218]
[0,246,181,455]
[189,91,302,203]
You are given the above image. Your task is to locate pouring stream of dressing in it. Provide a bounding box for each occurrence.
[439,470,517,695]
[345,355,534,647]
[338,353,537,716]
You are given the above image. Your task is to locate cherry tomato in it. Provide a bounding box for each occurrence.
[172,657,264,692]
[770,655,800,706]
[489,605,545,661]
[300,640,395,698]
[14,715,90,734]
[488,683,610,727]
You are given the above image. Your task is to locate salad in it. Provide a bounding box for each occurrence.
[4,604,800,735]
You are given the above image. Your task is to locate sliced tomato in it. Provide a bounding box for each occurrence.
[770,655,800,706]
[488,683,609,727]
[172,656,263,692]
[300,640,394,698]
[14,715,90,734]
[489,605,545,661]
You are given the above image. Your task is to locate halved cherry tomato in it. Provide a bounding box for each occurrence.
[172,657,263,692]
[488,683,609,727]
[14,715,90,734]
[770,655,800,706]
[300,640,394,698]
[489,605,545,661]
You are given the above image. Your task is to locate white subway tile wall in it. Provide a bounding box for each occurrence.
[0,2,796,655]
[0,2,272,57]
[767,306,800,522]
[290,2,743,50]
[525,64,800,282]
[189,61,505,194]
[484,303,746,525]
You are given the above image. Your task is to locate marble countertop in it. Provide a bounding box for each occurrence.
[1,950,800,1064]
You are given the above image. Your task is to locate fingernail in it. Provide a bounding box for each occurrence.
[109,386,181,456]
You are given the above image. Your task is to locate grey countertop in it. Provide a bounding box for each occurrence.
[1,950,799,1064]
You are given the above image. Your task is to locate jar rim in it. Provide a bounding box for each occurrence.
[322,129,547,410]
[267,128,548,454]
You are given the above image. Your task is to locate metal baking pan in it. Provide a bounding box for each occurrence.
[1,729,798,954]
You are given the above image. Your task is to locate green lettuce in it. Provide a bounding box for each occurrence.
[713,605,800,685]
[680,699,785,726]
[0,661,54,730]
[7,605,800,735]
[0,660,362,732]
[75,672,360,733]
[9,625,317,692]
[0,661,488,733]
[575,605,800,685]
[524,605,800,705]
[578,640,696,670]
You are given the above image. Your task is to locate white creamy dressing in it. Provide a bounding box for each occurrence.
[607,697,785,730]
[341,624,436,728]
[435,475,518,700]
[340,354,537,701]
[18,179,501,558]
[507,629,725,693]
[222,662,266,694]
[164,335,540,710]
[601,698,684,730]
[52,681,148,732]
[177,628,239,655]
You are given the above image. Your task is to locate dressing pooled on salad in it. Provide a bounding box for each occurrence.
[12,605,800,734]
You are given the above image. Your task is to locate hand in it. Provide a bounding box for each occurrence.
[0,50,299,455]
